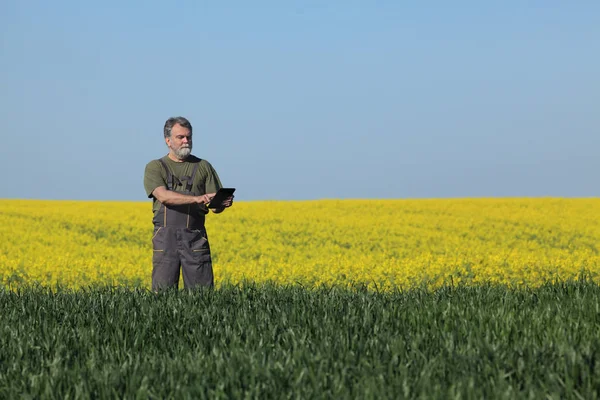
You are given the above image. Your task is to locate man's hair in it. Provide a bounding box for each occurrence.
[164,116,193,138]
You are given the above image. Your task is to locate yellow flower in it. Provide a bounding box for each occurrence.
[1,198,599,290]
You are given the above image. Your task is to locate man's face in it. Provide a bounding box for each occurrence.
[166,123,192,159]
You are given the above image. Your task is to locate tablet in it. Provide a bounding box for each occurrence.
[207,188,236,208]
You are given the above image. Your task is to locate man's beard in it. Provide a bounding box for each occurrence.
[174,145,192,160]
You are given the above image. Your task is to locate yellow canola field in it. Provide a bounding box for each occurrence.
[1,198,599,290]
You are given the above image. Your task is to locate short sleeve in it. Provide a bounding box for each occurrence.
[144,160,166,198]
[204,161,223,194]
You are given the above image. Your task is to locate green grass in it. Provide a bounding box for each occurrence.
[1,282,600,399]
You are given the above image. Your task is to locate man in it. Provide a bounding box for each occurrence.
[143,116,233,290]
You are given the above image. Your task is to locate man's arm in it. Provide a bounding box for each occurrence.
[152,186,215,206]
[203,160,234,213]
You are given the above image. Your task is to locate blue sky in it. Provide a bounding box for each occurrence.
[1,1,598,201]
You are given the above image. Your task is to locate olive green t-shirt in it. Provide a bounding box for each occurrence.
[143,155,223,214]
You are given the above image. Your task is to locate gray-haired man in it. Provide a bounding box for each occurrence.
[143,116,233,290]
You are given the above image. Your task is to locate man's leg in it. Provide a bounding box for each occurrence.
[180,228,214,289]
[152,227,181,290]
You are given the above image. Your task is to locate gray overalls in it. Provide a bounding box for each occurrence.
[151,159,213,290]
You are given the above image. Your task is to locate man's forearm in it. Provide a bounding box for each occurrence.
[156,189,202,206]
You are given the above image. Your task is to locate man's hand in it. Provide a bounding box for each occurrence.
[210,195,234,213]
[197,193,215,205]
[222,195,234,208]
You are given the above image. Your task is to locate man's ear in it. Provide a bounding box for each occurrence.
[165,137,170,147]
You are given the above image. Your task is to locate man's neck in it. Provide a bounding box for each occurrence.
[167,152,187,163]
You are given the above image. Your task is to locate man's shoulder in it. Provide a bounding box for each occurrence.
[185,155,206,163]
[187,155,214,169]
[144,157,171,178]
[145,157,165,169]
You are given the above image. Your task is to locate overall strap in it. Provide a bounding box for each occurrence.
[158,159,174,190]
[186,163,200,192]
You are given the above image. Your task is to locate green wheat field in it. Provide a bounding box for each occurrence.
[2,282,600,399]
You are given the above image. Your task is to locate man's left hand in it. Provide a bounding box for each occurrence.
[210,195,234,213]
[221,195,234,208]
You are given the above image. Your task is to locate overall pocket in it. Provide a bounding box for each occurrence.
[152,227,166,266]
[152,227,165,251]
[186,229,211,263]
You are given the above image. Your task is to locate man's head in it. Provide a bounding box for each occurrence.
[164,116,193,160]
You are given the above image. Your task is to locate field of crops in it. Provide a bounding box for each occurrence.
[2,198,600,289]
[2,283,600,398]
[2,198,600,398]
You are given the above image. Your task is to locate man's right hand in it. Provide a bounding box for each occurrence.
[197,193,216,205]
